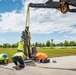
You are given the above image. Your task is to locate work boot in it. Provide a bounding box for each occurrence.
[4,59,8,64]
[16,62,20,70]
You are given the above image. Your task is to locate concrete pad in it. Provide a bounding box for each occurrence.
[0,56,76,75]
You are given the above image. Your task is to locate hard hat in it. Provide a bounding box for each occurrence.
[3,54,8,58]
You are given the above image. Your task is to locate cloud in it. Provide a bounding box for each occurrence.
[0,38,5,41]
[0,38,5,44]
[0,11,26,32]
[0,0,76,34]
[54,39,65,44]
[63,35,76,41]
[53,35,76,44]
[12,0,16,2]
[22,0,76,34]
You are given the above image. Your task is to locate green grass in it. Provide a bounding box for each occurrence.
[0,48,16,62]
[0,48,76,63]
[38,48,76,57]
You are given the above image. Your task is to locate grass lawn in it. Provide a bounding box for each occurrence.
[38,48,76,57]
[0,48,76,63]
[0,48,16,62]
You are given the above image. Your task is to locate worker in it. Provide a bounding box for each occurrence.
[17,40,24,52]
[33,53,50,63]
[12,52,27,70]
[0,53,8,64]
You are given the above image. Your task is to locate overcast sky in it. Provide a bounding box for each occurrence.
[0,0,76,44]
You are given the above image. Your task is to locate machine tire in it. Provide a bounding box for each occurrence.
[60,3,69,14]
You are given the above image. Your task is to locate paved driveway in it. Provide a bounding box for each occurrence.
[0,56,76,75]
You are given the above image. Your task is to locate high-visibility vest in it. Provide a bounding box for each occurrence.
[36,53,48,60]
[17,41,24,51]
[13,52,24,59]
[0,54,8,60]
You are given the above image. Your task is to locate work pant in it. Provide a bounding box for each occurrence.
[12,56,25,68]
[0,60,5,64]
[40,58,50,63]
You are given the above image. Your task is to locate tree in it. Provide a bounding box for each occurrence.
[0,45,2,48]
[31,43,35,47]
[35,42,39,47]
[42,43,46,47]
[56,43,60,46]
[46,40,50,47]
[38,43,42,47]
[11,43,18,48]
[69,41,76,46]
[3,44,8,48]
[64,40,69,47]
[60,42,64,46]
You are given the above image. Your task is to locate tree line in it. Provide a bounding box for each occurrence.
[0,40,76,48]
[32,40,76,47]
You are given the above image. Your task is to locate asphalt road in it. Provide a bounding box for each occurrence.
[0,56,76,75]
